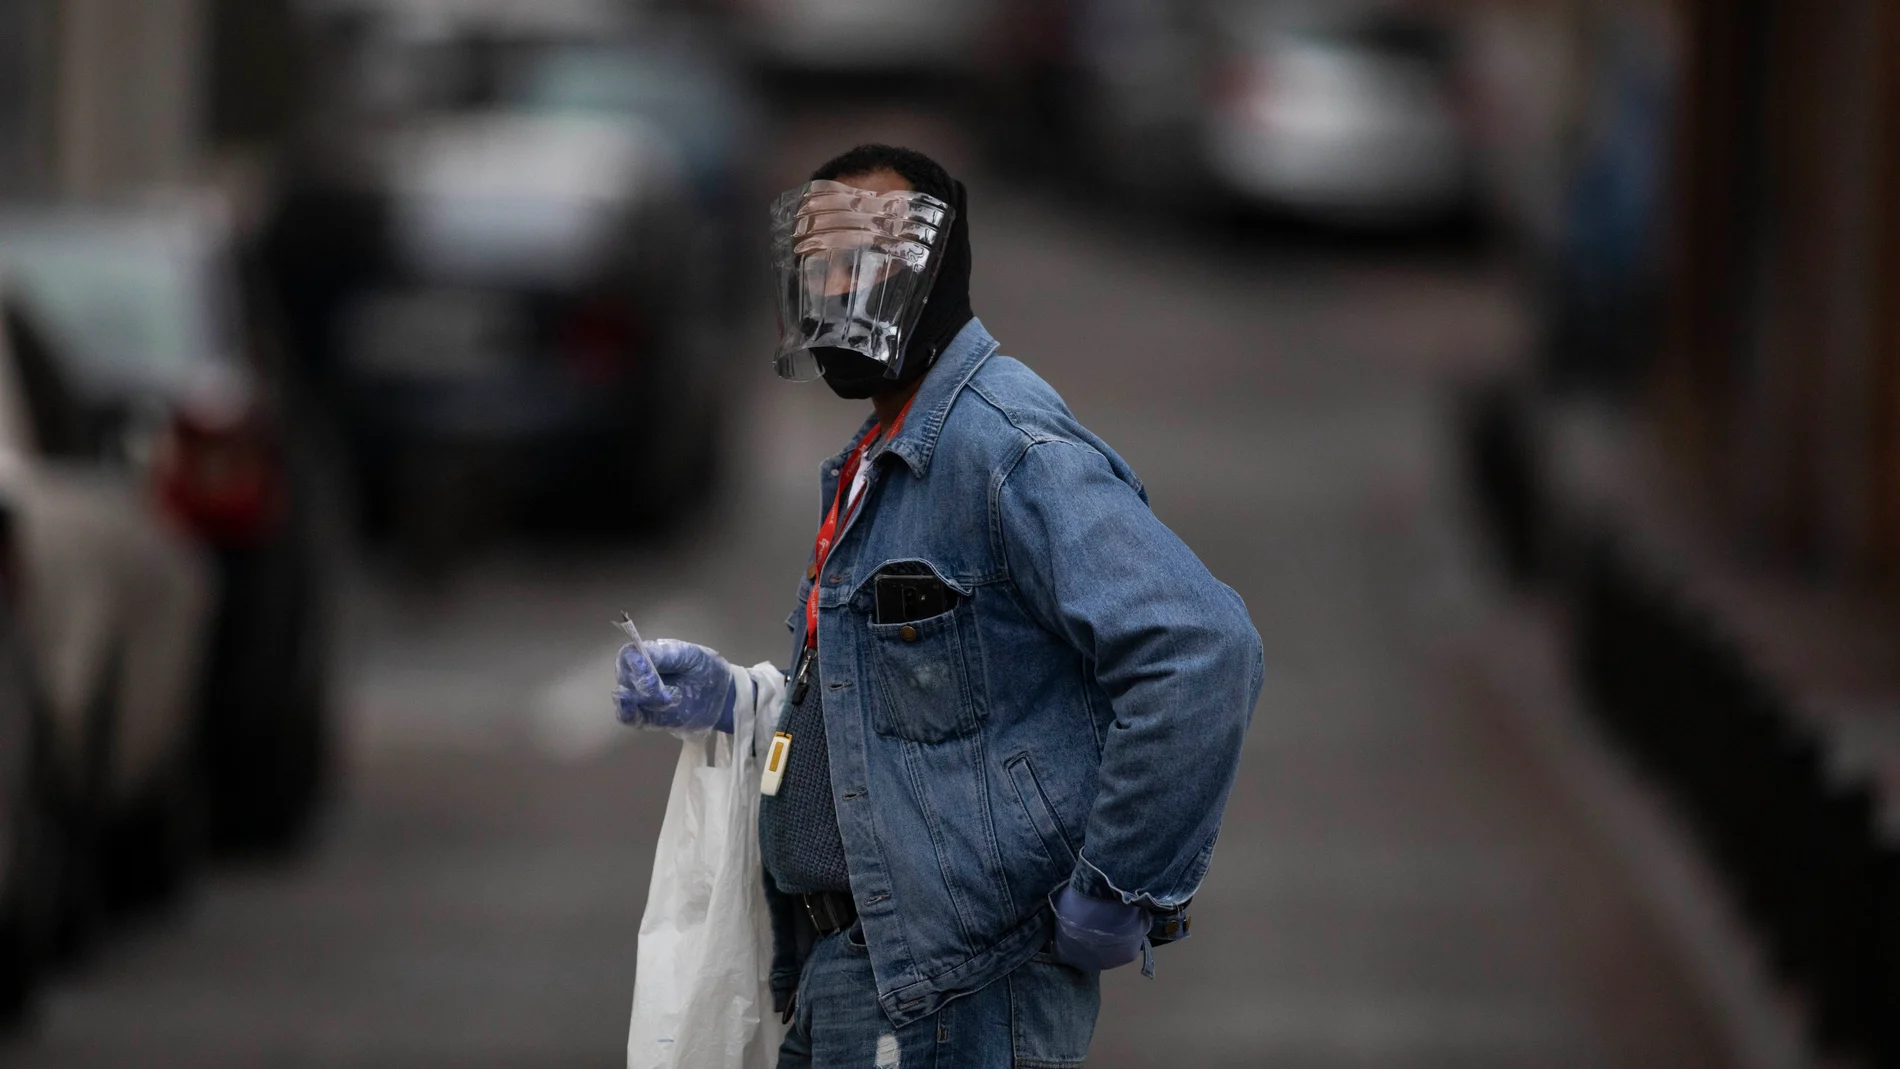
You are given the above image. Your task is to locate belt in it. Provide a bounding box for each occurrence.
[801,891,857,935]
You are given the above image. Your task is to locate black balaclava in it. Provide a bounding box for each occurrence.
[805,145,974,400]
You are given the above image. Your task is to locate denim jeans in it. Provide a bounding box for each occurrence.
[779,924,1101,1069]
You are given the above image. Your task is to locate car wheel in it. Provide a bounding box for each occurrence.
[213,626,329,854]
[47,653,116,963]
[84,639,204,916]
[389,437,486,579]
[267,595,330,850]
[46,791,101,964]
[0,608,47,1030]
[99,747,205,915]
[202,533,333,854]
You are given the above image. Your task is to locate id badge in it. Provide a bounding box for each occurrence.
[761,732,792,796]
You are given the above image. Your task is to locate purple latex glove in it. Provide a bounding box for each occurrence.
[1051,884,1148,971]
[614,628,736,734]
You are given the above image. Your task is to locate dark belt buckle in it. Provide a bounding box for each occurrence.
[803,892,851,934]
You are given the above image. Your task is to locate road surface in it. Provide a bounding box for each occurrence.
[0,131,1731,1069]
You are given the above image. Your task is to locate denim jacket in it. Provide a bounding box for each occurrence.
[769,319,1264,1028]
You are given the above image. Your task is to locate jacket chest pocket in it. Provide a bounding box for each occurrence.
[867,601,987,743]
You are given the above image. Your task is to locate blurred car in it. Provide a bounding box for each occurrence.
[1064,0,1473,225]
[1203,6,1469,223]
[267,7,748,556]
[0,289,213,949]
[734,0,995,77]
[0,203,334,854]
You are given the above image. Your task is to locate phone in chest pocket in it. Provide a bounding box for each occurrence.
[874,573,957,624]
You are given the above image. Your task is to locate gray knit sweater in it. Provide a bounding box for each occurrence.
[758,669,850,894]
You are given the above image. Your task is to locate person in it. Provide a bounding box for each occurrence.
[615,144,1262,1068]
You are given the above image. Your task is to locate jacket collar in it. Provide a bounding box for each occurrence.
[873,318,998,478]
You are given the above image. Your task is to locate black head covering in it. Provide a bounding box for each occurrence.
[804,145,974,400]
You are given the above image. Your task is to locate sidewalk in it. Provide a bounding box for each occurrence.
[1074,385,1735,1068]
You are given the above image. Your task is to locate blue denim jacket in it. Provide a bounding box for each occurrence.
[771,319,1263,1028]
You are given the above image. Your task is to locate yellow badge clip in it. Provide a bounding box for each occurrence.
[761,732,792,796]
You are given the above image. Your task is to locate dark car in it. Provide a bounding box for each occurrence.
[0,201,334,854]
[266,6,752,562]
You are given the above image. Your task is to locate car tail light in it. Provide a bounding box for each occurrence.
[153,408,286,549]
[1214,51,1277,105]
[1208,60,1254,108]
[558,297,645,386]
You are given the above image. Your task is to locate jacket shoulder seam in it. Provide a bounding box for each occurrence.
[967,374,1066,448]
[988,437,1095,635]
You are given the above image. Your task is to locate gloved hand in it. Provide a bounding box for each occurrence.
[1050,884,1148,971]
[615,637,737,734]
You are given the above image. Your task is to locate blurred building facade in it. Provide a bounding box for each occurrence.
[1663,0,1900,580]
[1,0,203,193]
[0,0,300,196]
[1455,1,1900,1060]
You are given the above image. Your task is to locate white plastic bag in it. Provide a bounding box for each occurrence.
[628,662,784,1069]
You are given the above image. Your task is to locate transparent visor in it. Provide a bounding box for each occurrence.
[771,180,954,382]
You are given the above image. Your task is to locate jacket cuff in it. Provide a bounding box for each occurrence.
[1147,903,1192,946]
[732,661,785,758]
[1068,851,1196,913]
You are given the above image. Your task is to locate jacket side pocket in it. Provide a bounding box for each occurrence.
[1007,752,1076,870]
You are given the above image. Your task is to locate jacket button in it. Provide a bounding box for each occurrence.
[805,564,817,581]
[900,625,918,642]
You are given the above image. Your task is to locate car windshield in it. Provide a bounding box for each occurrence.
[508,44,691,111]
[0,223,232,392]
[506,43,740,180]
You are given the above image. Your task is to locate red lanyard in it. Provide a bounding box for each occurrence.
[805,396,915,651]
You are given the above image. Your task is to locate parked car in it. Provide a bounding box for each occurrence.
[1202,5,1469,223]
[268,6,747,559]
[0,203,333,853]
[0,290,213,950]
[1058,0,1473,225]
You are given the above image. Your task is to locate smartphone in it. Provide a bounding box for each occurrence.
[875,574,955,624]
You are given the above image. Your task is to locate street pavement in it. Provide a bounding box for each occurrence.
[0,169,1735,1067]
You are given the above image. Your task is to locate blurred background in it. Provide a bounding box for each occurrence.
[0,0,1895,1066]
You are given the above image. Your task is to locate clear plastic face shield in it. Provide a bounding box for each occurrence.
[770,180,956,382]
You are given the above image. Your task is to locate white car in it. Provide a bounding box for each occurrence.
[0,290,212,945]
[1202,6,1470,222]
[1066,0,1471,224]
